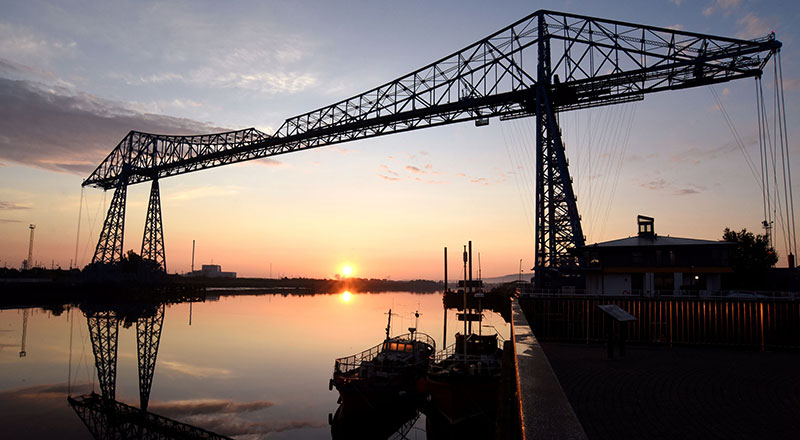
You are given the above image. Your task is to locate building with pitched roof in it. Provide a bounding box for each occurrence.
[576,215,735,296]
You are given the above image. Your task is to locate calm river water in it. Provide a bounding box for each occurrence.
[0,291,510,439]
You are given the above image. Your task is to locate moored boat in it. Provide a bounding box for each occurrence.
[423,242,505,437]
[424,332,503,426]
[330,310,436,421]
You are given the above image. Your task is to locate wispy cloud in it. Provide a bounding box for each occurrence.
[158,359,234,378]
[0,219,22,223]
[0,23,77,67]
[703,0,742,16]
[405,165,424,174]
[640,178,704,195]
[736,13,773,39]
[470,177,488,185]
[253,158,284,167]
[110,22,319,96]
[149,399,274,417]
[0,201,31,210]
[186,416,326,437]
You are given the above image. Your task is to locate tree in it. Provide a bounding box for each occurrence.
[722,228,777,288]
[82,250,164,281]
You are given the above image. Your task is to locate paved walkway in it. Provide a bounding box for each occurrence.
[540,343,800,439]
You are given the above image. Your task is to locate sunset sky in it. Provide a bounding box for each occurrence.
[1,0,799,279]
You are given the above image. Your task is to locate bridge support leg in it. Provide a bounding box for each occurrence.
[534,17,584,289]
[86,311,119,401]
[136,304,165,411]
[140,179,166,272]
[92,182,128,265]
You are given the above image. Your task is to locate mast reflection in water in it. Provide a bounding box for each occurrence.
[0,291,508,438]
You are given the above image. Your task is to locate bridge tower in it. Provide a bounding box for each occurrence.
[86,310,120,401]
[92,181,128,266]
[533,14,585,288]
[136,304,165,411]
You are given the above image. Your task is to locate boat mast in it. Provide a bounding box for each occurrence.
[443,247,448,348]
[462,245,468,338]
[462,245,468,366]
[385,308,392,340]
[468,241,473,334]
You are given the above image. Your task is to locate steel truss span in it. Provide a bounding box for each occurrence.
[82,10,781,285]
[69,393,232,440]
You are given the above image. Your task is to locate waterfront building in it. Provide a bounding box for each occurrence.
[576,216,734,296]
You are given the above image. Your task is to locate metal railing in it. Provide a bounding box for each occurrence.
[431,337,504,375]
[334,332,435,375]
[520,296,800,349]
[519,288,799,300]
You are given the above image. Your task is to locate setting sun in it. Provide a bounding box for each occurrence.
[341,264,354,277]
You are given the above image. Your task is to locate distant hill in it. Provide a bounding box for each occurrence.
[446,272,534,287]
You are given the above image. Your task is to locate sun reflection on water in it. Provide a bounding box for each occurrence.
[341,291,352,302]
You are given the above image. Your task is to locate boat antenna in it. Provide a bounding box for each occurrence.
[478,252,482,282]
[443,246,448,349]
[443,247,448,293]
[468,241,473,333]
[409,310,420,339]
[385,308,392,340]
[468,241,473,294]
[462,245,468,338]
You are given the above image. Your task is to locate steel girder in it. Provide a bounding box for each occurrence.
[80,10,781,280]
[92,181,127,265]
[86,311,120,401]
[136,304,165,412]
[535,15,586,287]
[82,10,779,191]
[141,180,166,272]
[69,393,233,440]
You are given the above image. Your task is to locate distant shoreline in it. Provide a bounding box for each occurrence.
[0,269,443,308]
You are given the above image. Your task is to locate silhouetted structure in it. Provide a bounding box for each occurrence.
[81,10,781,288]
[187,264,236,278]
[70,301,235,439]
[69,393,231,440]
[577,215,735,295]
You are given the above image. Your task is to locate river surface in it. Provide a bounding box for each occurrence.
[0,291,510,439]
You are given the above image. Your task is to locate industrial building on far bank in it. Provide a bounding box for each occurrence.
[186,264,237,278]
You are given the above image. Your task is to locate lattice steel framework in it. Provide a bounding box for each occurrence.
[81,10,780,281]
[86,311,119,401]
[69,393,233,440]
[92,181,127,265]
[535,14,586,280]
[141,180,166,271]
[136,304,165,411]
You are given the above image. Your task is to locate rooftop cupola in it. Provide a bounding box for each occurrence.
[637,215,655,238]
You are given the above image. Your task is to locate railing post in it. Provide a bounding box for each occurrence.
[759,302,765,352]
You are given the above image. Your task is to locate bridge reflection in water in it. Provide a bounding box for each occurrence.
[68,300,236,440]
[68,296,427,440]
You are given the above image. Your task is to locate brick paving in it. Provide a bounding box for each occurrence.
[539,343,800,439]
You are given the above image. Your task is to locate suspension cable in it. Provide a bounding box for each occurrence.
[756,77,770,240]
[758,78,775,247]
[710,86,761,187]
[778,51,797,259]
[773,57,790,257]
[73,187,84,270]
